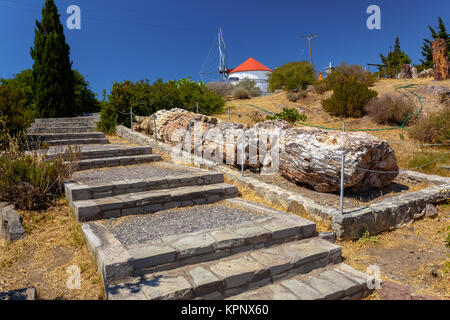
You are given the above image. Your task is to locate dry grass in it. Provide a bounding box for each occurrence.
[106,133,139,146]
[214,78,450,177]
[339,201,450,300]
[224,175,331,233]
[0,199,104,300]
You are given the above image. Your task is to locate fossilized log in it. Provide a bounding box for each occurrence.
[135,109,399,192]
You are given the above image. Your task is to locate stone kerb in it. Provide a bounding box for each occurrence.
[116,125,450,240]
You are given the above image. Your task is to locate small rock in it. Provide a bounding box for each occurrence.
[378,281,412,300]
[0,287,37,300]
[319,231,337,243]
[431,270,438,278]
[424,204,438,218]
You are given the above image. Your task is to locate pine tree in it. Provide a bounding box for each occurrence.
[30,0,75,118]
[419,17,450,70]
[379,37,412,77]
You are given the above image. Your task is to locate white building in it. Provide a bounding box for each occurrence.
[228,57,272,94]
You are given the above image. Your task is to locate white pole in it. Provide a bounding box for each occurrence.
[196,102,199,114]
[339,120,345,214]
[153,114,157,142]
[241,131,245,176]
[130,107,133,131]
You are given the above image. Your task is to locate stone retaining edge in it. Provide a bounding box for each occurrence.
[116,125,450,240]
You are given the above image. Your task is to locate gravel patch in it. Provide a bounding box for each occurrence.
[102,202,266,245]
[72,162,202,184]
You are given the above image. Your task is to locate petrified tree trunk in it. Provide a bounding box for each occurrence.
[135,110,399,192]
[277,125,399,192]
[432,38,450,81]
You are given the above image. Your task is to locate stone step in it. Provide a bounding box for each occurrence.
[47,138,110,146]
[30,133,106,141]
[72,183,239,222]
[106,237,342,300]
[65,171,224,202]
[30,122,97,128]
[28,126,98,133]
[48,145,153,162]
[74,154,161,171]
[226,263,372,300]
[33,115,99,123]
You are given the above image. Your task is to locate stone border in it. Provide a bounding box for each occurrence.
[72,183,239,222]
[116,125,450,240]
[65,171,224,202]
[0,202,26,242]
[81,198,317,286]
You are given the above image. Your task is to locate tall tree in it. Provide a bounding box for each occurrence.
[420,17,450,70]
[30,0,75,118]
[379,36,412,77]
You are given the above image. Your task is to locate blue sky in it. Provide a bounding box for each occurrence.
[1,0,449,96]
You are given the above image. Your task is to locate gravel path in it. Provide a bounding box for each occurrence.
[102,202,265,245]
[72,162,202,184]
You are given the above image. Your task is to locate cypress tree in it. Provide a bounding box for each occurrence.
[419,17,450,70]
[30,0,75,118]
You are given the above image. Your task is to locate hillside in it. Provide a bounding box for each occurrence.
[214,78,450,176]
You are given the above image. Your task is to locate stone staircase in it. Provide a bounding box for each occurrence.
[27,114,109,146]
[46,116,374,300]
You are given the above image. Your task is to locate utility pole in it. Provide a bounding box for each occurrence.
[301,33,319,65]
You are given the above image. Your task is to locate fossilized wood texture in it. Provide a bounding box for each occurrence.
[135,110,399,192]
[432,38,450,81]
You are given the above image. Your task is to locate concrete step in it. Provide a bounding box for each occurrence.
[30,122,97,128]
[106,236,342,300]
[47,138,110,146]
[71,183,239,222]
[28,126,98,133]
[33,115,99,124]
[227,263,372,300]
[48,145,153,162]
[31,133,106,141]
[73,154,161,171]
[65,171,224,202]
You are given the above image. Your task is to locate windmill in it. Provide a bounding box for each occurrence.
[199,27,229,83]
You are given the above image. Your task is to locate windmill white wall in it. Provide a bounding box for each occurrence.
[229,70,271,95]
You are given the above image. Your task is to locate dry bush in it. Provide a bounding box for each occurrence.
[286,90,307,102]
[232,88,250,99]
[0,138,81,210]
[408,105,450,144]
[206,82,232,96]
[365,93,416,125]
[313,81,329,94]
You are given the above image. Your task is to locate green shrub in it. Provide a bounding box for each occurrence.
[0,84,33,150]
[267,107,307,124]
[268,61,315,92]
[102,78,224,127]
[408,105,450,143]
[232,88,250,99]
[97,101,118,134]
[365,93,416,125]
[232,79,262,97]
[0,142,80,210]
[322,81,377,118]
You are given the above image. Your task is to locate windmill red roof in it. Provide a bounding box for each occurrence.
[228,57,272,74]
